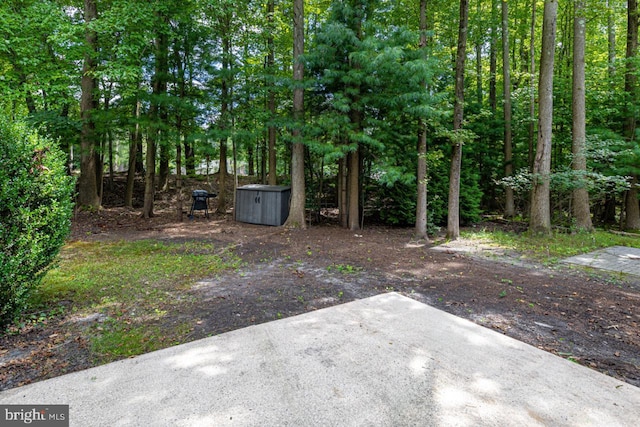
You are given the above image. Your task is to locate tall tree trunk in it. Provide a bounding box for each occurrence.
[248,141,255,176]
[475,0,483,105]
[347,148,360,231]
[344,11,365,231]
[624,0,639,230]
[103,87,113,191]
[176,137,183,221]
[157,141,170,192]
[284,0,306,228]
[125,100,141,208]
[528,0,537,172]
[143,24,168,219]
[95,133,104,204]
[175,39,187,222]
[217,16,231,215]
[260,137,267,183]
[78,0,100,209]
[97,84,114,192]
[530,0,558,234]
[183,31,196,179]
[157,86,170,192]
[415,0,429,239]
[599,5,617,228]
[143,134,157,218]
[346,115,363,231]
[572,0,593,231]
[338,157,348,228]
[184,141,195,177]
[502,0,515,218]
[135,130,144,173]
[267,0,278,186]
[446,0,469,240]
[107,130,114,190]
[489,0,498,113]
[608,0,617,77]
[218,140,228,213]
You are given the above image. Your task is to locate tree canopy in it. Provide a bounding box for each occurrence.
[1,0,638,232]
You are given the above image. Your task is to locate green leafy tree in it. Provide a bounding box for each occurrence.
[0,0,80,161]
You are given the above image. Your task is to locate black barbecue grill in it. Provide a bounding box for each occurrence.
[189,190,217,218]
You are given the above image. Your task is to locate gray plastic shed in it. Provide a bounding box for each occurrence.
[235,185,291,226]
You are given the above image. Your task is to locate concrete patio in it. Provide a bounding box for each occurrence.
[1,292,639,426]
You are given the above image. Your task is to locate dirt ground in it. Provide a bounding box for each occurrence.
[1,184,640,392]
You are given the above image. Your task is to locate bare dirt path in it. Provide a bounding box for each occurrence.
[2,206,639,391]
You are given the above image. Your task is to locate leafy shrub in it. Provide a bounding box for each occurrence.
[362,157,482,228]
[0,119,74,327]
[364,179,417,226]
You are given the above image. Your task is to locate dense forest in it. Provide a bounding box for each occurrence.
[1,0,639,237]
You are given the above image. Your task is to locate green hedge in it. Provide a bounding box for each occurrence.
[0,119,75,327]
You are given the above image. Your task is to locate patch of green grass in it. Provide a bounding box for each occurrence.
[462,229,640,263]
[90,320,164,361]
[89,317,195,363]
[28,239,240,361]
[327,263,361,274]
[34,240,239,308]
